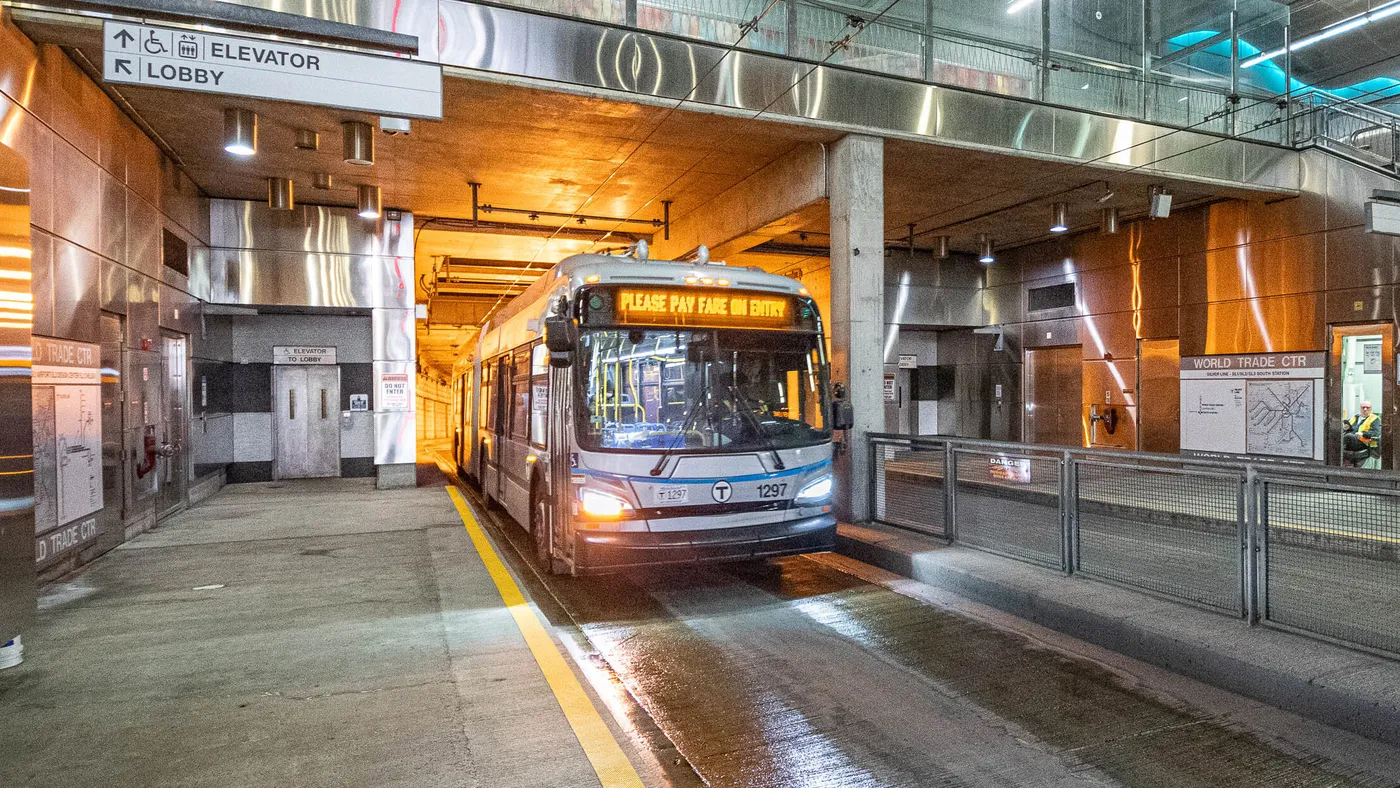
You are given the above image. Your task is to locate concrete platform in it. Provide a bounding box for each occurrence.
[0,477,648,787]
[837,521,1400,750]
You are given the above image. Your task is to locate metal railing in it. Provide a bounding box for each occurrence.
[1293,89,1400,172]
[869,434,1400,659]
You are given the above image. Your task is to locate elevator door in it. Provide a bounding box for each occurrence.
[1025,346,1084,447]
[273,366,341,478]
[156,333,188,519]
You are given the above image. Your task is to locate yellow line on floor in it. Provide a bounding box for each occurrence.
[445,486,645,788]
[1273,520,1400,545]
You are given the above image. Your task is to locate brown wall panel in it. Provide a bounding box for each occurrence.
[1326,225,1399,290]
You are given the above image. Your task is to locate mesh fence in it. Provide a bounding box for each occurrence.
[952,449,1064,569]
[872,439,947,537]
[1262,480,1400,656]
[1076,462,1243,615]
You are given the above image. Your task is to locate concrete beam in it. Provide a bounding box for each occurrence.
[651,143,827,261]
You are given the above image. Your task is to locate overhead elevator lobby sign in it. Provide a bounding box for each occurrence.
[100,20,443,118]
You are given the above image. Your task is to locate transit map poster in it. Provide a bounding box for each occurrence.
[31,337,104,565]
[1179,352,1324,460]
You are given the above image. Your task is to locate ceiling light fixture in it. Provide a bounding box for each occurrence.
[1100,207,1119,234]
[342,120,374,166]
[934,235,951,259]
[223,108,257,156]
[312,172,333,190]
[1096,183,1115,203]
[294,129,320,151]
[1242,0,1400,67]
[1050,202,1069,233]
[267,177,294,211]
[977,233,995,264]
[356,184,382,219]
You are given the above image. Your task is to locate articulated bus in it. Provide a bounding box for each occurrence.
[449,246,852,574]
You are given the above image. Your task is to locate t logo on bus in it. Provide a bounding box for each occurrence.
[711,480,732,503]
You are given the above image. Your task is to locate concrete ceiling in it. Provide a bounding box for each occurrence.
[20,17,1289,376]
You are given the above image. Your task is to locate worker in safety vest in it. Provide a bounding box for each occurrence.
[1342,400,1381,467]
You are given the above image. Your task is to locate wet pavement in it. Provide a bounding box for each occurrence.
[474,488,1400,788]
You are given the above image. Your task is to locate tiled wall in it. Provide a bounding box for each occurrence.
[1,12,211,579]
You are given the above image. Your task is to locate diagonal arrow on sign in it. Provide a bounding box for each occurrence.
[113,59,132,75]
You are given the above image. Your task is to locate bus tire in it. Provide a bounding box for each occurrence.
[530,482,553,570]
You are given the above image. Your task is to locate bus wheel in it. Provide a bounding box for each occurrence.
[531,484,552,568]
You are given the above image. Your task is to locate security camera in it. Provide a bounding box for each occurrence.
[379,116,411,135]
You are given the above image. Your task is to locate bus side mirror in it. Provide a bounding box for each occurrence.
[544,314,575,354]
[832,400,854,431]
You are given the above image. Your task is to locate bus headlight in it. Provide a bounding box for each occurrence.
[794,475,833,505]
[581,489,634,518]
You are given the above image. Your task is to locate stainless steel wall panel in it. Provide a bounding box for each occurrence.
[1137,255,1179,314]
[1324,151,1381,230]
[9,114,52,233]
[374,254,414,308]
[1243,142,1302,193]
[1326,226,1399,291]
[1052,115,1156,169]
[1136,306,1179,340]
[1082,358,1137,449]
[159,283,196,335]
[221,0,442,61]
[1068,265,1135,319]
[1181,233,1325,306]
[1065,229,1132,273]
[52,238,99,343]
[1153,133,1244,185]
[984,283,1022,326]
[29,229,53,338]
[100,257,127,315]
[191,413,234,466]
[1325,285,1397,325]
[373,411,416,464]
[1138,339,1180,454]
[1022,317,1081,349]
[1076,310,1138,361]
[1183,293,1325,356]
[1017,237,1073,283]
[209,200,414,258]
[372,308,414,361]
[126,272,159,352]
[126,195,160,278]
[98,169,126,265]
[187,246,211,302]
[50,137,99,252]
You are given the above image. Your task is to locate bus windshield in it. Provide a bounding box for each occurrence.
[577,328,831,452]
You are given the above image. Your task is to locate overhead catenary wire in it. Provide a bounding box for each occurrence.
[473,0,789,328]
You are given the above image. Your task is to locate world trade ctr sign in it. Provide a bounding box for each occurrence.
[101,21,443,119]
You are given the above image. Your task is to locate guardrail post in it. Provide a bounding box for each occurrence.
[867,438,880,524]
[1241,466,1257,623]
[945,442,958,542]
[1061,450,1076,575]
[1254,471,1268,626]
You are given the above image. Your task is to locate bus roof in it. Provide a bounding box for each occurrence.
[465,251,812,368]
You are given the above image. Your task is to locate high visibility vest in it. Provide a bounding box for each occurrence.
[1350,413,1380,444]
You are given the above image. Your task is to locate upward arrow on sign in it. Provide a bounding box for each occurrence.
[113,28,134,47]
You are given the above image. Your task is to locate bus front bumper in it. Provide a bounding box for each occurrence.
[573,514,836,573]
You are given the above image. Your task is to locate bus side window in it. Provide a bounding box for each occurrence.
[510,349,531,441]
[482,361,496,433]
[530,344,549,447]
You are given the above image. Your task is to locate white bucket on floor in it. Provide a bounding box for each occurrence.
[0,636,22,669]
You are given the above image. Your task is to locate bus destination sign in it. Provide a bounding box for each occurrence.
[597,287,809,330]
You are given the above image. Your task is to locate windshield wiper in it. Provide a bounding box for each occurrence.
[649,386,708,477]
[723,379,786,471]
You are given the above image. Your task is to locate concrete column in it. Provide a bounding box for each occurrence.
[828,134,884,523]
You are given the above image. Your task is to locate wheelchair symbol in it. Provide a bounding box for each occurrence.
[143,30,167,55]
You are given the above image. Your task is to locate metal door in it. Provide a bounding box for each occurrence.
[1024,346,1084,447]
[273,366,341,479]
[155,333,188,518]
[1330,323,1394,469]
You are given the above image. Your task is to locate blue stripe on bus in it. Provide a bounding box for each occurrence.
[573,458,832,485]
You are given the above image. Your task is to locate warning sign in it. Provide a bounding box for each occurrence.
[379,373,410,412]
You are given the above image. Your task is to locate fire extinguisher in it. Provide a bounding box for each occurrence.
[136,425,157,479]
